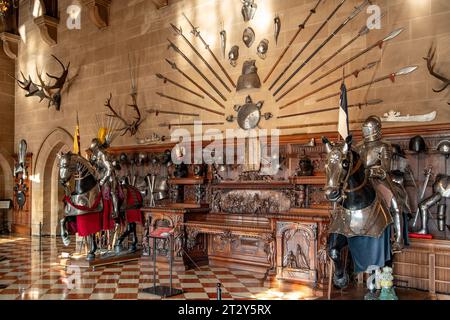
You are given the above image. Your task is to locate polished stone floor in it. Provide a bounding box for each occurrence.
[0,235,445,300]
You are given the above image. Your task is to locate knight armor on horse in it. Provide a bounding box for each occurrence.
[354,116,408,252]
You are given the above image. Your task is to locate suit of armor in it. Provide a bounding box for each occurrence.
[355,116,404,252]
[88,138,119,219]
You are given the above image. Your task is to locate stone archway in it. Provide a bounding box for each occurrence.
[32,128,73,236]
[0,148,14,232]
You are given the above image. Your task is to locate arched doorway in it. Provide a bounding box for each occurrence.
[0,148,14,233]
[32,128,73,236]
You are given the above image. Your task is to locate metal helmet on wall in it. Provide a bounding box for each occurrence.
[236,60,261,92]
[409,135,427,153]
[362,115,382,142]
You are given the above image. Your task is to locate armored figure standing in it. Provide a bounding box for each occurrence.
[88,138,119,220]
[355,116,405,252]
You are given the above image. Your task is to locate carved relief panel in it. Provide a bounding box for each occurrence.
[276,221,318,285]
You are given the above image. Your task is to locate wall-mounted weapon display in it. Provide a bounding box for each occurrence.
[182,13,236,88]
[170,23,231,93]
[263,0,323,83]
[268,0,347,91]
[159,122,225,130]
[277,99,383,120]
[424,43,450,105]
[14,139,28,178]
[237,60,261,92]
[167,39,227,102]
[226,96,271,130]
[257,39,269,60]
[156,92,225,116]
[272,0,370,97]
[165,59,225,109]
[274,15,281,46]
[275,13,383,102]
[280,61,379,110]
[15,55,73,111]
[311,28,404,85]
[243,27,255,48]
[315,66,418,102]
[228,45,239,67]
[220,23,227,59]
[155,73,204,99]
[241,0,257,22]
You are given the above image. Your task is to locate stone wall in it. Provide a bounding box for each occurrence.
[9,0,450,233]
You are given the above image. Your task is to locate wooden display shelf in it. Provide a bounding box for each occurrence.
[169,177,205,185]
[290,176,326,185]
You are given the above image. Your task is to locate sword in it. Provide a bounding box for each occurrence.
[413,167,433,227]
[170,23,231,93]
[155,73,204,99]
[280,61,379,110]
[278,99,383,119]
[183,13,236,88]
[159,122,224,130]
[273,0,371,97]
[263,0,323,83]
[156,92,225,116]
[311,27,404,85]
[316,66,418,102]
[167,39,227,102]
[165,59,225,109]
[269,0,347,91]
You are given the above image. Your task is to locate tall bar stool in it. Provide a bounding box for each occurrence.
[141,227,183,298]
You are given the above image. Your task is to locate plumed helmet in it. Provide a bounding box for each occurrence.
[437,140,450,158]
[89,138,101,151]
[362,116,382,142]
[409,135,427,153]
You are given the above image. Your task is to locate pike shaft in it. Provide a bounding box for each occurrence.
[316,74,391,102]
[311,40,383,85]
[273,0,369,98]
[148,110,199,117]
[166,122,224,129]
[156,74,204,99]
[174,25,232,92]
[157,92,225,116]
[168,39,227,102]
[263,0,323,83]
[166,60,225,109]
[183,13,236,88]
[278,120,363,130]
[269,0,346,91]
[278,100,382,119]
[279,61,379,110]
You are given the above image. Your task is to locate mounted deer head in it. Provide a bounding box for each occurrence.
[424,44,450,104]
[16,55,71,111]
[104,92,144,137]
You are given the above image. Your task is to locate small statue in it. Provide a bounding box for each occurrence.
[377,267,398,300]
[284,250,298,268]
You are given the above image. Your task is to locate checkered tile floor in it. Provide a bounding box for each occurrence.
[0,235,318,300]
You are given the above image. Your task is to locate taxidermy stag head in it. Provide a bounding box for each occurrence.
[15,55,71,111]
[104,92,144,137]
[424,44,450,105]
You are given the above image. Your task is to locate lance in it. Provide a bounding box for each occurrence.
[269,0,347,91]
[278,99,383,119]
[278,120,364,131]
[147,109,200,117]
[276,15,384,102]
[263,0,323,83]
[183,13,236,88]
[170,23,231,93]
[316,66,418,102]
[159,122,224,130]
[156,92,225,116]
[156,73,204,99]
[167,39,227,102]
[273,0,370,97]
[279,61,379,110]
[311,28,404,85]
[165,59,225,109]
